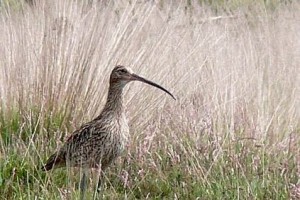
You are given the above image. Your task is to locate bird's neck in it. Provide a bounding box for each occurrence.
[102,83,125,117]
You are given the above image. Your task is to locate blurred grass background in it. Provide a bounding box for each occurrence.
[0,0,299,199]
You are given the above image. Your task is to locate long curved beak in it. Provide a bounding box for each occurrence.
[131,74,176,100]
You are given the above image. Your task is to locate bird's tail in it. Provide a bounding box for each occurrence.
[41,151,65,171]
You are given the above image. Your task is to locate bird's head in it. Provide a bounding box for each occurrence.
[110,65,176,100]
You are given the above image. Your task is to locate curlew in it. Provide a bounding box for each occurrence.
[41,65,175,197]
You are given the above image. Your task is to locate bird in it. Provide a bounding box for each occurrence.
[41,65,175,198]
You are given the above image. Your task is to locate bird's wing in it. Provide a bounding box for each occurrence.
[42,120,108,170]
[66,124,90,143]
[41,150,66,171]
[41,123,92,171]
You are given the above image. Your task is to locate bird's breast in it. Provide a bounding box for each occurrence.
[118,115,130,152]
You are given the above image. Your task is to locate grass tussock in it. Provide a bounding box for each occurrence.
[0,0,299,199]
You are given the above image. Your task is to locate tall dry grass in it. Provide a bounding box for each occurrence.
[0,0,299,199]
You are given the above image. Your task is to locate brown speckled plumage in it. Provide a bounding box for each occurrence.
[41,65,175,194]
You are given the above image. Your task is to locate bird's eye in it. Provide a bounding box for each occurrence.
[119,69,127,73]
